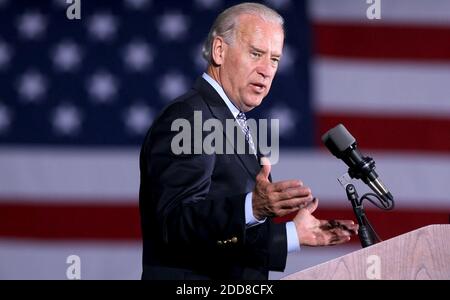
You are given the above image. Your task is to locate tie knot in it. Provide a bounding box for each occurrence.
[237,112,247,121]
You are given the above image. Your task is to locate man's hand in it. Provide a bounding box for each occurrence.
[252,159,314,220]
[293,198,359,246]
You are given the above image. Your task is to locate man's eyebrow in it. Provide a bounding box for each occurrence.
[249,45,281,57]
[249,45,265,53]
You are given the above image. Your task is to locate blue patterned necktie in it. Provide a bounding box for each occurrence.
[236,112,257,157]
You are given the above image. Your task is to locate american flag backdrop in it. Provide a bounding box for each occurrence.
[0,0,449,279]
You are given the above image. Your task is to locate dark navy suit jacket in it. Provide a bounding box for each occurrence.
[139,77,287,279]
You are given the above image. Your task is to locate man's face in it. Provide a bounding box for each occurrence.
[220,15,284,112]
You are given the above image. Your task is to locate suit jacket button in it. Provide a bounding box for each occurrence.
[231,237,238,243]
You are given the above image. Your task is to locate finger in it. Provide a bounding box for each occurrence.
[329,235,351,245]
[334,220,355,226]
[343,224,359,235]
[326,230,352,244]
[260,156,271,166]
[322,230,348,245]
[257,163,271,181]
[277,207,301,217]
[277,196,314,209]
[330,220,359,234]
[334,228,352,237]
[271,180,303,192]
[305,197,319,213]
[277,186,311,200]
[321,220,351,230]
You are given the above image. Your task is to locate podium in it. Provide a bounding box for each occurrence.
[282,224,450,280]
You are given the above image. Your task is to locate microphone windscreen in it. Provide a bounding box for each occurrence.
[321,124,356,156]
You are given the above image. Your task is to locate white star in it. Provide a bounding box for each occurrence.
[0,40,12,70]
[195,0,222,10]
[87,71,118,103]
[269,105,297,137]
[157,12,189,41]
[123,102,154,135]
[87,13,118,42]
[192,43,207,71]
[52,103,82,136]
[17,70,48,102]
[123,40,153,72]
[264,0,292,10]
[124,0,151,10]
[16,11,47,40]
[158,72,189,101]
[52,40,82,72]
[0,104,12,134]
[278,44,296,74]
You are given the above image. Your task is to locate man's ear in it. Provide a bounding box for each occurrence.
[211,36,226,66]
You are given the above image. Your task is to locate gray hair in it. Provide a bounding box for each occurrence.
[202,2,284,63]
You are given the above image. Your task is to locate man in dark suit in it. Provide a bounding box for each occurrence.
[139,3,358,280]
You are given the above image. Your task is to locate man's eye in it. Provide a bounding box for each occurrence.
[271,58,280,65]
[251,52,261,58]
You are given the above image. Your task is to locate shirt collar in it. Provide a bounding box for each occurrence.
[202,73,240,119]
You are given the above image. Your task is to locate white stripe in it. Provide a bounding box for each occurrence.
[0,238,356,279]
[0,239,141,279]
[309,0,450,25]
[313,58,450,116]
[0,147,140,202]
[272,150,450,209]
[1,148,450,209]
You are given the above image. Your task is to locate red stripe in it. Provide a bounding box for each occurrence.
[0,201,140,240]
[316,113,450,152]
[0,200,448,241]
[275,207,449,242]
[314,22,450,61]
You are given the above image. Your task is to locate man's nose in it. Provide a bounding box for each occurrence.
[256,58,275,79]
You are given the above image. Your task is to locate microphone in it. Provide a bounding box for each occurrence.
[321,124,393,203]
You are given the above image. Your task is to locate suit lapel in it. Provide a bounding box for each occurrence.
[193,77,261,178]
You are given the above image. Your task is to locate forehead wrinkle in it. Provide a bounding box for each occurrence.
[231,15,284,58]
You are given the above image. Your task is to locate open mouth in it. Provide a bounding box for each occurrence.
[250,83,266,92]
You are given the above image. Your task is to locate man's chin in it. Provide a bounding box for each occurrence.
[242,98,264,112]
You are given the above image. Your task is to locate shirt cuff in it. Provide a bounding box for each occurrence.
[245,192,266,228]
[286,221,301,253]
